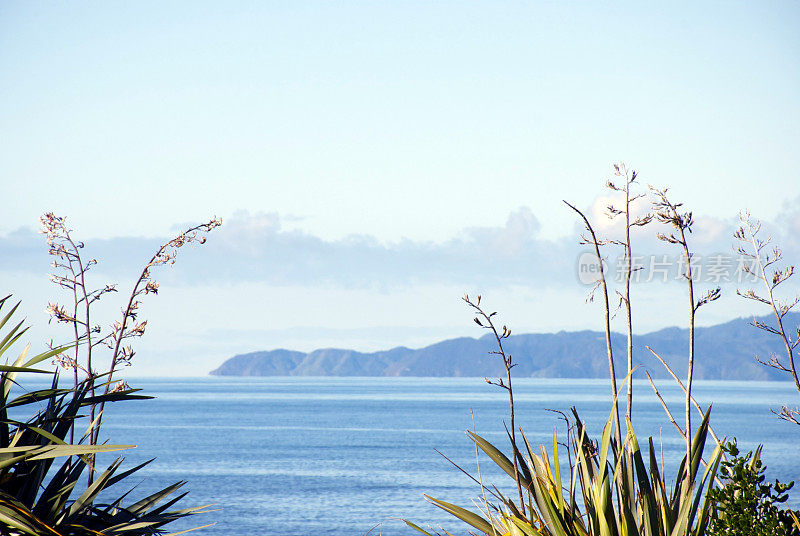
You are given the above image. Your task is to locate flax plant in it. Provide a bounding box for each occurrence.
[734,211,800,425]
[0,296,213,535]
[415,174,729,536]
[412,294,722,536]
[40,213,221,479]
[413,347,722,536]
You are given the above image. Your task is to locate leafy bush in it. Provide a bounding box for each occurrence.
[707,441,799,536]
[0,296,212,535]
[412,405,721,536]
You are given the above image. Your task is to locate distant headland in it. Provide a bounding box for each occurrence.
[210,312,799,380]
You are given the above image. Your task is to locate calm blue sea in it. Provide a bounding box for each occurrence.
[23,377,800,535]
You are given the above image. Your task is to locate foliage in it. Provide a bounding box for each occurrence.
[410,401,721,536]
[410,169,733,536]
[707,441,799,536]
[0,213,221,534]
[0,295,212,535]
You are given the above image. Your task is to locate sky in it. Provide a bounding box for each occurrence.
[1,2,799,376]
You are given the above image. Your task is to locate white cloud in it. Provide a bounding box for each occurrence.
[461,207,541,258]
[4,200,797,295]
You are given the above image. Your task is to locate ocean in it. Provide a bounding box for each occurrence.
[37,377,800,535]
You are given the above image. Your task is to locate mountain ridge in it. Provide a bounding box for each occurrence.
[210,312,800,380]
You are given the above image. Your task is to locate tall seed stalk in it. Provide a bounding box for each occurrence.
[735,211,800,425]
[463,294,526,517]
[651,188,720,489]
[41,213,221,483]
[606,164,651,422]
[564,201,622,448]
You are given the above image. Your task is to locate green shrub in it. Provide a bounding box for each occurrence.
[707,441,799,536]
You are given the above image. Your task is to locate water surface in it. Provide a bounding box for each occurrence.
[28,377,800,535]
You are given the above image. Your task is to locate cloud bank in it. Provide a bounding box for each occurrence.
[2,196,798,293]
[1,208,571,289]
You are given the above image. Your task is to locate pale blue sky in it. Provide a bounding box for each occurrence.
[1,2,799,374]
